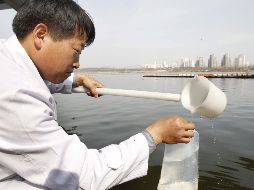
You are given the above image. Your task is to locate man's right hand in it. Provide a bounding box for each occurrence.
[146,116,195,145]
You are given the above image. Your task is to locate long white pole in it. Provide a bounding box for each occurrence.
[72,87,181,102]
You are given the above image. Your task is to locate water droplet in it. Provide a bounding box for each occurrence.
[210,119,214,129]
[213,137,217,144]
[190,108,196,115]
[190,114,194,123]
[188,113,194,123]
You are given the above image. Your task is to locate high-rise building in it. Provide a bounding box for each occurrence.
[237,54,247,67]
[221,53,231,67]
[195,57,205,67]
[208,54,217,68]
[180,57,195,67]
[162,60,169,68]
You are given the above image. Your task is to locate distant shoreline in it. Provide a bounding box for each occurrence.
[76,67,254,75]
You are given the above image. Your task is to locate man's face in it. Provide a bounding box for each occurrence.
[36,32,86,84]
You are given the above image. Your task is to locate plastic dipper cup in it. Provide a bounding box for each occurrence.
[181,76,227,118]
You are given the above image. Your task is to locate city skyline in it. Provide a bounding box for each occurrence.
[143,53,250,69]
[0,0,254,68]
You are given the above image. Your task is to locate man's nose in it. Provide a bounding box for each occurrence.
[73,62,80,69]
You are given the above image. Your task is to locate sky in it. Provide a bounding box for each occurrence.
[0,0,254,68]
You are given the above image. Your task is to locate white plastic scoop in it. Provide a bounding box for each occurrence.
[72,76,227,118]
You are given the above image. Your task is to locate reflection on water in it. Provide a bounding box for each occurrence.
[199,156,254,190]
[55,74,254,190]
[112,166,161,190]
[113,155,254,190]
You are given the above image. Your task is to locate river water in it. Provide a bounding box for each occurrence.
[54,73,254,190]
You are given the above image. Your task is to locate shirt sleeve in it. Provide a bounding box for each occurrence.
[0,88,149,190]
[44,73,74,94]
[142,130,157,154]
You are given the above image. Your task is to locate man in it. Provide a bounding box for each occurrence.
[0,0,195,189]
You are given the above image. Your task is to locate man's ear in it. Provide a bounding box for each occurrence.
[33,23,49,50]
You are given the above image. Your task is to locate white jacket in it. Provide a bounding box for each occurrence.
[0,35,149,190]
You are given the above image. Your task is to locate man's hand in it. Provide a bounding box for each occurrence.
[146,116,195,145]
[74,73,105,98]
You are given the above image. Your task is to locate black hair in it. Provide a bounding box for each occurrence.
[12,0,95,46]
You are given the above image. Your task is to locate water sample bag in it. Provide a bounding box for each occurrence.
[158,131,199,190]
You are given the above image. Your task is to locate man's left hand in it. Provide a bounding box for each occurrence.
[74,73,105,98]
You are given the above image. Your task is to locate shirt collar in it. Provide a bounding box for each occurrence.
[4,35,43,80]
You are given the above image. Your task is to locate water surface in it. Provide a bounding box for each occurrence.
[54,74,254,190]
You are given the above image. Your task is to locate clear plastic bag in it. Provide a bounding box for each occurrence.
[158,131,199,190]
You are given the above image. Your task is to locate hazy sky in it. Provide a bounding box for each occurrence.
[1,0,254,68]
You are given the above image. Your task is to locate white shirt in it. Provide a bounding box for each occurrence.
[0,35,149,190]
